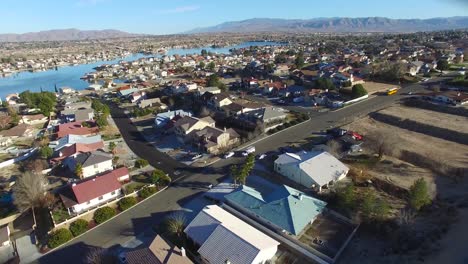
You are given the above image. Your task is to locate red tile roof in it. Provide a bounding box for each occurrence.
[51,142,104,163]
[71,171,122,204]
[56,121,99,138]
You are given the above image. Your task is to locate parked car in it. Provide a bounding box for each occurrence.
[191,154,203,161]
[242,146,256,156]
[257,154,267,160]
[326,128,347,137]
[348,131,363,141]
[223,151,235,159]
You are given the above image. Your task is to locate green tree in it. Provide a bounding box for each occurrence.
[437,60,449,71]
[360,191,390,220]
[207,61,216,71]
[230,165,240,185]
[118,197,137,211]
[316,78,335,90]
[48,228,73,248]
[199,61,205,69]
[96,115,108,128]
[135,159,149,168]
[409,178,431,211]
[40,146,53,159]
[207,74,220,87]
[75,163,83,179]
[164,212,186,239]
[93,206,116,224]
[109,142,116,152]
[351,84,368,98]
[69,219,89,236]
[295,51,305,69]
[150,168,166,185]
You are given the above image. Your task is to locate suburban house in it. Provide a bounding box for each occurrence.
[185,205,280,264]
[192,126,240,154]
[5,93,20,105]
[60,108,95,122]
[138,98,167,109]
[173,116,215,140]
[0,226,10,248]
[118,87,139,97]
[197,86,221,96]
[59,170,123,214]
[154,110,193,128]
[51,142,104,164]
[274,151,349,192]
[0,123,34,139]
[225,185,327,236]
[64,150,113,178]
[245,106,288,126]
[125,235,193,264]
[49,134,102,151]
[56,121,99,139]
[208,93,233,109]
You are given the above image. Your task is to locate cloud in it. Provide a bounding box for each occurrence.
[159,5,200,14]
[75,0,109,7]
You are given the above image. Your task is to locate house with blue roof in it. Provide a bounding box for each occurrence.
[224,184,327,236]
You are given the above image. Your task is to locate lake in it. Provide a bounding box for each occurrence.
[0,41,285,98]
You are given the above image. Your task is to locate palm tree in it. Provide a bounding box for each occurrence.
[12,172,48,229]
[164,212,187,240]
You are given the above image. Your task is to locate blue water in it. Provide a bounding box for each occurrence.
[0,41,284,98]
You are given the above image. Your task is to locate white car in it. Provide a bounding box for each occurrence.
[257,154,267,160]
[223,152,235,159]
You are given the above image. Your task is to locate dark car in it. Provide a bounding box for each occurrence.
[326,128,347,137]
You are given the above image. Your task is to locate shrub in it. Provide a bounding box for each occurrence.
[93,206,116,224]
[40,146,53,159]
[409,178,431,211]
[290,120,299,125]
[48,228,73,248]
[135,159,149,168]
[352,84,368,98]
[69,219,89,237]
[118,197,137,211]
[139,186,157,199]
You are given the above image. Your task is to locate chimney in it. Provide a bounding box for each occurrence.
[181,247,186,257]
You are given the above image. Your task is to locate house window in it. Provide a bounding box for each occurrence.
[94,164,98,169]
[98,196,103,200]
[111,191,116,195]
[86,201,90,205]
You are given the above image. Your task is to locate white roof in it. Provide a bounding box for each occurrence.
[298,151,349,186]
[185,205,279,259]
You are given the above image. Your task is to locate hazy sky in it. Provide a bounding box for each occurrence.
[1,0,467,34]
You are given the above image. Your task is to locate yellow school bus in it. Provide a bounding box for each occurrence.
[387,88,399,95]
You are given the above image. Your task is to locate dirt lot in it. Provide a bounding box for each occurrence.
[344,110,468,170]
[379,105,468,133]
[338,104,468,263]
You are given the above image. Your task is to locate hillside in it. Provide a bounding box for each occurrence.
[187,17,468,33]
[0,29,139,42]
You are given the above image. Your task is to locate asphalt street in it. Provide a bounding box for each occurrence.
[38,80,435,263]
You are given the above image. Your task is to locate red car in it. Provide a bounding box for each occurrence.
[348,131,363,141]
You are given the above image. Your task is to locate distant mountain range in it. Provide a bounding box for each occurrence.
[187,17,468,33]
[0,29,139,42]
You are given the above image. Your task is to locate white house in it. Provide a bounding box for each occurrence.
[59,171,123,214]
[274,151,349,192]
[64,150,113,178]
[185,205,279,264]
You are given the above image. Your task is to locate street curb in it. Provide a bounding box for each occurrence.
[330,95,376,113]
[43,185,169,254]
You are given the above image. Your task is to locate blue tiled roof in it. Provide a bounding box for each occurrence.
[225,185,327,235]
